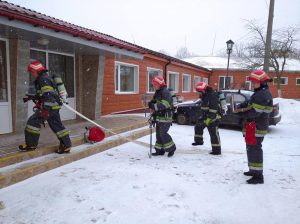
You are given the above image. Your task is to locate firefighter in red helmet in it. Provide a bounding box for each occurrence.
[19,61,72,154]
[148,76,176,157]
[235,70,273,184]
[192,81,222,155]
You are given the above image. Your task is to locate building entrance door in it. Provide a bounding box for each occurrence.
[0,39,12,134]
[28,49,76,120]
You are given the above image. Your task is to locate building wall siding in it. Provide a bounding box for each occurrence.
[210,69,300,99]
[101,56,210,115]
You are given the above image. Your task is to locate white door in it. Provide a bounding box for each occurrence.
[0,39,12,134]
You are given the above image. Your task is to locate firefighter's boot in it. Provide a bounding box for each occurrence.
[244,171,255,176]
[167,149,176,157]
[152,149,165,156]
[209,150,221,155]
[19,144,37,152]
[56,144,71,154]
[247,174,264,184]
[192,142,203,146]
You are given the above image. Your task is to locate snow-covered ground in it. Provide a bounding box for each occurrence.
[0,98,299,224]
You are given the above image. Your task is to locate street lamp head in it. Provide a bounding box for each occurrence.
[226,39,234,54]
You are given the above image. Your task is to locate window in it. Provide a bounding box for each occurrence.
[48,53,75,97]
[147,67,162,93]
[182,74,191,92]
[203,77,209,84]
[193,76,201,92]
[273,77,288,85]
[0,40,8,102]
[115,62,139,93]
[219,76,232,90]
[168,72,179,93]
[296,78,300,85]
[245,76,252,90]
[30,50,75,97]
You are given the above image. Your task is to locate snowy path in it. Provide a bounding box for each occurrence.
[0,99,299,224]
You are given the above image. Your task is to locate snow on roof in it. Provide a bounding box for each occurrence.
[183,56,300,72]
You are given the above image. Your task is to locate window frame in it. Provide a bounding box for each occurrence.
[218,76,233,90]
[193,76,201,92]
[296,78,300,86]
[30,48,76,98]
[146,67,163,93]
[245,76,252,90]
[182,74,191,93]
[167,71,179,93]
[114,61,139,94]
[273,77,288,85]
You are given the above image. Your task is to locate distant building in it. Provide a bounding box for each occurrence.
[184,56,300,99]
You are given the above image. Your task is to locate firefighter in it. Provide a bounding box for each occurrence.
[19,61,72,154]
[148,76,176,157]
[235,70,273,184]
[192,82,222,155]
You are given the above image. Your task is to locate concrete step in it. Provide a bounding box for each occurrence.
[0,121,148,168]
[0,126,152,189]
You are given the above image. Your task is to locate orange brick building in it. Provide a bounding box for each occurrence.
[0,2,299,135]
[185,56,300,99]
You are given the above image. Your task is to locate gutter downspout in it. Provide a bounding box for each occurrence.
[164,60,171,81]
[207,70,213,85]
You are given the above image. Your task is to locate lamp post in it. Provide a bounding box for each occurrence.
[226,39,234,89]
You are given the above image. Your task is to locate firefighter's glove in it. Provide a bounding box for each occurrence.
[148,100,156,110]
[40,109,50,120]
[61,95,68,104]
[204,118,212,126]
[23,97,29,103]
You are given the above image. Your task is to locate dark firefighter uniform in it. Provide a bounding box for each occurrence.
[193,82,222,155]
[238,70,273,184]
[19,61,71,153]
[148,76,176,157]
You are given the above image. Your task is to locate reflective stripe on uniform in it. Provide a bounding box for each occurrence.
[52,105,61,110]
[243,129,268,137]
[161,99,171,109]
[194,134,203,138]
[56,129,69,138]
[201,106,209,110]
[41,85,55,94]
[255,129,268,137]
[154,143,163,149]
[25,125,40,135]
[44,102,59,107]
[250,103,273,113]
[249,162,263,171]
[209,109,218,113]
[164,140,175,150]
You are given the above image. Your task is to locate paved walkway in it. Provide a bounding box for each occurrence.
[0,114,148,158]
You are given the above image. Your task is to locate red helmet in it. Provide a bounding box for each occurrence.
[152,76,166,87]
[196,81,208,92]
[27,61,46,73]
[249,70,271,83]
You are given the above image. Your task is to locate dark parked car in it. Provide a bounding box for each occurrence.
[173,89,281,128]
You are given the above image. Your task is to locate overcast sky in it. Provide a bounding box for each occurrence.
[6,0,300,56]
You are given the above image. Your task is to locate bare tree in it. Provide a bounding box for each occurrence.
[242,21,299,97]
[175,46,196,59]
[158,49,171,56]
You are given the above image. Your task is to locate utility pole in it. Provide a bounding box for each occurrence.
[263,0,275,72]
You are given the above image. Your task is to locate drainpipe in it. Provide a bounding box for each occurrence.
[207,70,212,85]
[164,60,171,81]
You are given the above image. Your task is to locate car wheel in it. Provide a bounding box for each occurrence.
[177,113,188,125]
